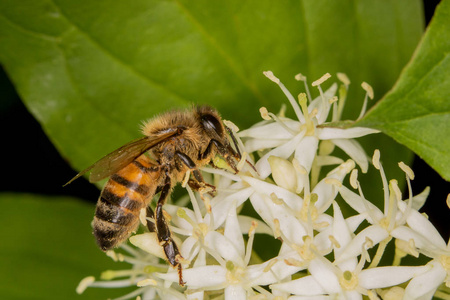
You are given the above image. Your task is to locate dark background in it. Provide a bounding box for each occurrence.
[1,0,448,239]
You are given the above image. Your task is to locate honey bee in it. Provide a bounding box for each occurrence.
[65,105,243,286]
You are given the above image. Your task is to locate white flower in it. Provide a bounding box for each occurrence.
[238,71,379,181]
[271,200,429,300]
[156,201,293,299]
[75,71,449,300]
[398,198,450,299]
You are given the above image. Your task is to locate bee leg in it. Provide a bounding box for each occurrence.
[146,206,156,232]
[202,139,239,173]
[155,173,185,286]
[176,152,216,195]
[224,124,242,159]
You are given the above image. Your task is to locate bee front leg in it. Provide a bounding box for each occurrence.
[155,173,185,286]
[176,151,216,196]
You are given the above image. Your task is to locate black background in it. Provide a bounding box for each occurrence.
[0,0,448,239]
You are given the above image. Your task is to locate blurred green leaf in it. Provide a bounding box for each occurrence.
[0,193,130,300]
[359,0,450,181]
[0,0,423,183]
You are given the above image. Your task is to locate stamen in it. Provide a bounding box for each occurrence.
[350,169,359,189]
[373,150,390,214]
[312,73,331,87]
[186,185,202,221]
[295,73,312,103]
[244,221,258,265]
[386,180,399,232]
[361,82,374,99]
[447,194,450,210]
[398,162,415,180]
[273,218,281,239]
[270,193,284,205]
[259,107,271,120]
[298,93,315,135]
[181,170,190,188]
[259,107,297,135]
[76,276,95,294]
[177,208,196,228]
[263,258,278,272]
[372,149,381,170]
[236,152,248,171]
[324,178,342,187]
[336,73,350,120]
[357,82,374,120]
[264,71,305,122]
[329,235,341,248]
[337,73,351,86]
[223,119,239,132]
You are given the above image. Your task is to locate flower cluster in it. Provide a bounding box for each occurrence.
[77,72,450,300]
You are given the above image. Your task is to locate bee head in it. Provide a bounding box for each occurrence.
[197,106,225,138]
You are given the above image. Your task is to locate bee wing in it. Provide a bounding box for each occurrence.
[64,130,177,186]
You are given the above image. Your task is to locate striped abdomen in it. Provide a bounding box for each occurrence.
[93,155,159,251]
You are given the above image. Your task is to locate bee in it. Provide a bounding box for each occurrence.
[65,105,244,286]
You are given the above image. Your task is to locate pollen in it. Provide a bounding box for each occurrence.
[137,279,157,287]
[263,70,280,84]
[76,276,95,294]
[337,72,351,86]
[372,149,381,170]
[259,107,271,120]
[398,162,415,180]
[295,73,306,81]
[361,82,374,99]
[312,73,331,86]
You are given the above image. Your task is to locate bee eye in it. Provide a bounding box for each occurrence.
[201,114,224,136]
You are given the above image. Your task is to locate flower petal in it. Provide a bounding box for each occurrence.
[294,135,319,172]
[358,266,430,289]
[317,127,379,140]
[225,285,247,300]
[158,265,226,288]
[403,260,446,300]
[256,131,305,178]
[336,225,389,262]
[271,275,327,295]
[224,201,245,259]
[331,139,369,173]
[309,258,342,294]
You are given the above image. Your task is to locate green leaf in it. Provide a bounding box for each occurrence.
[0,1,423,197]
[358,0,450,181]
[0,193,130,300]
